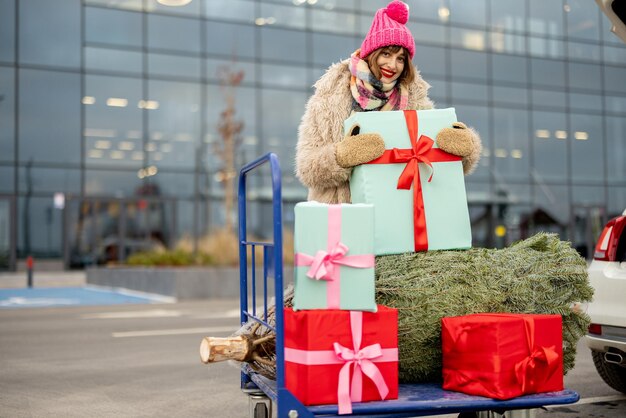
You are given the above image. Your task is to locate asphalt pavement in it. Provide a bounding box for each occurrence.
[0,281,625,417]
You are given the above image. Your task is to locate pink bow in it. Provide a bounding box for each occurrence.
[298,242,373,281]
[334,312,390,415]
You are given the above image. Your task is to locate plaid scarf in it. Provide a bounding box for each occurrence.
[349,49,409,113]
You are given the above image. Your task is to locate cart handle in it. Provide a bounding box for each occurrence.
[237,152,285,389]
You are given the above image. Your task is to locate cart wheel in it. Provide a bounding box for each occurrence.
[254,403,268,418]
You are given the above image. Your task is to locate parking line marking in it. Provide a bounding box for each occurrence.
[83,309,185,319]
[112,326,235,338]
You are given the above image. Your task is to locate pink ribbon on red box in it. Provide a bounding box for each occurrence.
[294,205,375,309]
[284,311,397,415]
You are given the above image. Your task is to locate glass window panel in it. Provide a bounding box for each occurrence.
[528,36,565,59]
[206,21,255,59]
[426,78,447,102]
[0,67,15,163]
[85,0,142,11]
[532,110,567,182]
[18,167,81,194]
[18,196,63,257]
[146,0,200,16]
[451,50,487,81]
[490,0,526,33]
[204,85,257,168]
[206,58,256,84]
[308,66,327,90]
[260,27,306,64]
[568,92,603,112]
[148,53,201,80]
[205,0,254,23]
[19,69,80,164]
[451,81,488,104]
[175,199,195,240]
[532,89,566,109]
[408,21,446,46]
[393,0,447,22]
[490,31,526,55]
[449,0,486,27]
[316,0,356,11]
[604,66,626,94]
[148,14,200,54]
[0,166,13,193]
[260,3,306,30]
[85,6,143,48]
[491,54,528,85]
[606,95,626,114]
[312,33,357,67]
[529,0,564,37]
[312,8,357,34]
[85,75,143,168]
[608,187,626,217]
[534,184,570,225]
[531,58,565,88]
[604,45,626,65]
[147,80,200,168]
[454,104,490,181]
[568,62,602,92]
[493,86,528,106]
[260,63,307,88]
[85,46,143,75]
[570,113,604,182]
[566,0,601,41]
[413,44,446,78]
[85,169,142,196]
[568,41,601,62]
[150,172,194,198]
[0,0,15,63]
[260,89,307,171]
[493,108,530,182]
[606,116,626,186]
[19,0,80,68]
[450,28,487,52]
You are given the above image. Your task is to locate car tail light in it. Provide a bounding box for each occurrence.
[589,323,602,335]
[594,215,626,261]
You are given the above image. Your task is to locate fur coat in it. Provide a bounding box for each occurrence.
[295,59,434,204]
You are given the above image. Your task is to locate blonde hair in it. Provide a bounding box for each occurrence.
[366,46,415,87]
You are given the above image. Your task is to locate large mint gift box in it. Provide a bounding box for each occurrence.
[293,202,376,311]
[347,109,471,255]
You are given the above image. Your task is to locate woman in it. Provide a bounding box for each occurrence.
[296,0,482,204]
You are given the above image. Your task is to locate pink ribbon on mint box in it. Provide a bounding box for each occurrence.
[294,205,375,309]
[284,311,397,415]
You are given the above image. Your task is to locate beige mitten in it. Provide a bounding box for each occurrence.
[335,125,386,168]
[436,122,482,174]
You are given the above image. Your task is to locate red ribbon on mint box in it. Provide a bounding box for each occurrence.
[366,110,461,252]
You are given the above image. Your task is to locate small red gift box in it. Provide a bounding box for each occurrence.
[284,306,398,415]
[442,313,563,400]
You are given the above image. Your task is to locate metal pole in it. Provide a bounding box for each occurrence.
[26,255,33,288]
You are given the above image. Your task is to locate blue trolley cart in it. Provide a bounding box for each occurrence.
[237,153,579,418]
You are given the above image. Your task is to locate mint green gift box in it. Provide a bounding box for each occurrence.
[293,202,377,312]
[347,108,472,255]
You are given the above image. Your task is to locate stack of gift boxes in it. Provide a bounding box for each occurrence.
[285,109,563,414]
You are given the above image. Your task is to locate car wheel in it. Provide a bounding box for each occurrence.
[591,350,626,394]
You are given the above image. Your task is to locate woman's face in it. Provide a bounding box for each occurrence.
[375,49,406,83]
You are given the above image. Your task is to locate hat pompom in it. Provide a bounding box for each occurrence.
[385,0,409,24]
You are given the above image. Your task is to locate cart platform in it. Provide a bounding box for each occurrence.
[237,153,580,418]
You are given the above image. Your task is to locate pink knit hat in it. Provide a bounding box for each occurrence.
[360,0,415,59]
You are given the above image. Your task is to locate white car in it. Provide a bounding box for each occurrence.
[586,209,626,393]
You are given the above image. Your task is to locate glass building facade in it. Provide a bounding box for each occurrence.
[1,0,625,270]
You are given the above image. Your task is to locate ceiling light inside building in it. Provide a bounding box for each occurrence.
[156,0,192,6]
[84,128,116,138]
[132,152,143,161]
[463,32,485,51]
[494,148,508,158]
[94,140,111,150]
[110,150,125,159]
[138,100,159,110]
[82,96,96,105]
[88,149,103,159]
[145,143,157,152]
[119,141,135,151]
[511,149,523,159]
[535,129,550,139]
[152,152,163,161]
[555,130,567,139]
[292,0,306,5]
[151,131,164,141]
[175,133,192,142]
[438,7,450,22]
[106,97,128,107]
[575,131,589,140]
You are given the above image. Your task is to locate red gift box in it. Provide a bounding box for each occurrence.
[284,306,398,414]
[442,313,563,400]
